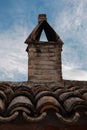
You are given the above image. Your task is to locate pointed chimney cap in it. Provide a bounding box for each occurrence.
[38,14,47,23]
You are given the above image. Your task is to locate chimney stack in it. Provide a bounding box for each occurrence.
[25,14,63,84]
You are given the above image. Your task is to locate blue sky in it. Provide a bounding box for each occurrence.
[0,0,87,81]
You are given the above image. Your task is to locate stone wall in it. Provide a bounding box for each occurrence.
[28,42,62,83]
[64,80,87,88]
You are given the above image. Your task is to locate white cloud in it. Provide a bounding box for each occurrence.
[0,24,28,81]
[54,0,87,80]
[55,0,87,37]
[62,64,87,81]
[0,0,37,81]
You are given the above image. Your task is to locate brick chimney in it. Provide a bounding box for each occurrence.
[25,14,63,83]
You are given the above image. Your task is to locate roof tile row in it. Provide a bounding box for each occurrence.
[0,81,87,124]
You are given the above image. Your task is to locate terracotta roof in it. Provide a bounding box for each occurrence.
[0,80,87,125]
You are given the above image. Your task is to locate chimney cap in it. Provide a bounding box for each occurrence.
[38,14,47,23]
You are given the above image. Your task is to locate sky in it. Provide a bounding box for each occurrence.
[0,0,87,81]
